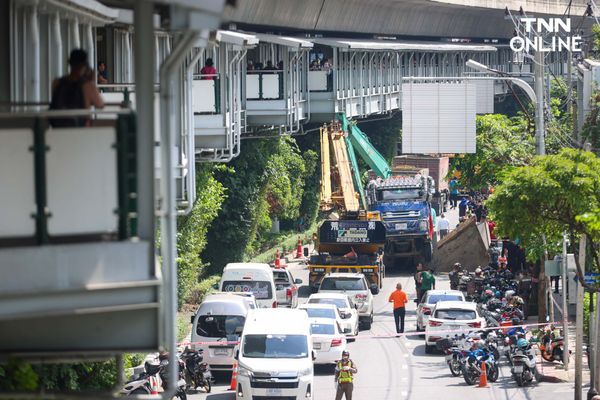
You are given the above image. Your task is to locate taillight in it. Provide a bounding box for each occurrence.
[355,294,367,301]
[286,288,292,299]
[331,338,343,347]
[422,307,431,314]
[429,320,442,327]
[467,322,482,328]
[272,301,278,308]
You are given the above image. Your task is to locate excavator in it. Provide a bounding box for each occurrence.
[308,115,386,292]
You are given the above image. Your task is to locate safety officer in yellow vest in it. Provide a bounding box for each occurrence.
[335,350,357,400]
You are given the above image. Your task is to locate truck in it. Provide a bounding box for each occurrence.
[309,118,386,291]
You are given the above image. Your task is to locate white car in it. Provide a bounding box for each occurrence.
[309,317,347,365]
[424,301,486,354]
[307,293,359,336]
[416,290,465,332]
[272,267,302,308]
[298,303,354,337]
[317,273,377,329]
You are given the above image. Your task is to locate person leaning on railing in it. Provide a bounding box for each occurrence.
[49,48,104,127]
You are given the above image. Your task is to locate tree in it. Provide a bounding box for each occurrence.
[486,148,600,292]
[452,114,534,190]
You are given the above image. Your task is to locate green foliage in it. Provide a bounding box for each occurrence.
[298,149,320,225]
[357,114,401,164]
[487,149,600,273]
[185,275,221,305]
[453,114,534,190]
[0,360,37,391]
[176,165,226,308]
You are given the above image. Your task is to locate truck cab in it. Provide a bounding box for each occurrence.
[367,175,434,266]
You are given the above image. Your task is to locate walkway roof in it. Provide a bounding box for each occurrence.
[312,38,497,52]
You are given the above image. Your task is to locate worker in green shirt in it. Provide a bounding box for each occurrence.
[420,266,436,298]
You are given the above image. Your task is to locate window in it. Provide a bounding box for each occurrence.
[303,308,336,319]
[426,294,464,305]
[377,189,423,201]
[243,334,308,358]
[196,315,245,338]
[310,323,335,335]
[308,298,350,309]
[222,281,272,300]
[320,278,366,291]
[272,271,289,283]
[434,309,477,320]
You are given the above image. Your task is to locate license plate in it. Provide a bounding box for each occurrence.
[395,223,408,230]
[313,343,321,350]
[267,388,283,396]
[214,348,229,356]
[513,365,523,373]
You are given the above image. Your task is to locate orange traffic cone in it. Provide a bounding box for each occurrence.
[150,375,159,395]
[229,361,238,391]
[295,237,303,258]
[274,250,281,268]
[478,360,489,388]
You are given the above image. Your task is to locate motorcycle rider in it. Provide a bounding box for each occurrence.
[449,263,461,290]
[335,350,357,400]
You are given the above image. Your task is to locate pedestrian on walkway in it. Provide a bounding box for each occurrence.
[449,178,459,208]
[420,266,436,300]
[414,263,423,303]
[335,350,357,400]
[437,214,450,240]
[388,283,408,334]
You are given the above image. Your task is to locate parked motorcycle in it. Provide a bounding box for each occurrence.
[181,348,213,393]
[510,338,538,386]
[461,343,499,385]
[120,360,162,396]
[158,352,188,400]
[538,326,565,363]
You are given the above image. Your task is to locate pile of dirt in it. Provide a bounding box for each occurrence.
[432,217,491,272]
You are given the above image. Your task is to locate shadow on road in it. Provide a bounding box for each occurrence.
[314,364,336,376]
[206,393,235,400]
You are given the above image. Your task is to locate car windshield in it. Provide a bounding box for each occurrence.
[272,271,290,283]
[310,323,335,335]
[308,298,349,309]
[222,280,272,300]
[320,278,366,291]
[196,315,245,338]
[303,307,336,319]
[426,294,464,305]
[377,188,422,201]
[243,334,308,358]
[434,309,477,320]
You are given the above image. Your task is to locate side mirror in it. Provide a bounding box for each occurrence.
[370,284,379,295]
[354,304,359,310]
[234,349,239,360]
[190,314,196,324]
[312,350,317,361]
[295,278,303,284]
[303,248,309,257]
[212,283,219,290]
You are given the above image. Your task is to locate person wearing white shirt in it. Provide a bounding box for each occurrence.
[437,214,450,240]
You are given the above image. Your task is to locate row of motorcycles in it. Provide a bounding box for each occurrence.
[446,264,567,387]
[120,348,213,398]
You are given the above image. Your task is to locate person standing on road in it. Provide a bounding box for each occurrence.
[388,283,408,334]
[414,263,423,303]
[420,266,436,299]
[335,350,357,400]
[437,214,450,240]
[449,178,459,208]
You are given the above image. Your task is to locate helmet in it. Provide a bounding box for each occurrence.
[454,262,462,269]
[517,338,529,349]
[505,290,515,299]
[484,289,494,298]
[342,350,350,356]
[512,296,524,306]
[495,290,502,298]
[475,267,482,275]
[511,317,521,326]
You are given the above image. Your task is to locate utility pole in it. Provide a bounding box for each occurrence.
[590,290,598,400]
[576,235,586,400]
[534,50,545,156]
[563,232,570,370]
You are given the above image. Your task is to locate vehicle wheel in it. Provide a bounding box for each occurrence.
[364,316,372,330]
[448,360,462,377]
[553,345,564,363]
[130,388,148,396]
[515,374,524,387]
[203,380,212,393]
[541,351,554,362]
[491,346,500,362]
[462,365,476,385]
[487,364,499,382]
[425,343,433,354]
[176,390,188,400]
[533,366,541,382]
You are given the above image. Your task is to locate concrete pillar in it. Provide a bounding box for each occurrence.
[69,17,80,49]
[50,13,63,79]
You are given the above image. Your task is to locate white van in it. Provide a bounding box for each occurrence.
[190,293,251,372]
[235,308,314,400]
[220,263,277,308]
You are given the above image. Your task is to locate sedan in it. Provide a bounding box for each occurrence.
[416,290,465,332]
[425,300,486,354]
[307,293,359,336]
[309,317,347,365]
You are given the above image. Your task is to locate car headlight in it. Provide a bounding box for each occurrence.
[237,364,252,377]
[419,219,429,231]
[298,367,312,377]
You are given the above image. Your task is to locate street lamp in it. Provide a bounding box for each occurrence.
[465,57,545,155]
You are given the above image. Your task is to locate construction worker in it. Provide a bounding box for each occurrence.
[335,350,357,400]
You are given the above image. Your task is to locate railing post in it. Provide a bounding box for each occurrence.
[32,117,49,244]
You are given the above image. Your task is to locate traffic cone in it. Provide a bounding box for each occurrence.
[150,375,159,395]
[274,250,281,268]
[229,361,238,391]
[478,360,489,388]
[295,237,303,258]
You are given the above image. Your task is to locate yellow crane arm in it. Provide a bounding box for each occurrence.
[319,126,332,210]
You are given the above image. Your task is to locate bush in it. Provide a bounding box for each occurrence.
[185,275,221,305]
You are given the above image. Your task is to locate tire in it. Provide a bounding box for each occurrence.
[363,315,372,330]
[491,347,500,362]
[448,360,462,377]
[202,380,212,393]
[515,374,524,387]
[425,343,433,354]
[130,388,149,396]
[541,351,554,362]
[462,365,476,385]
[553,345,564,363]
[487,364,499,382]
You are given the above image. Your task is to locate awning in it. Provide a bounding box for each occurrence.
[313,38,497,52]
[254,33,313,50]
[215,30,259,47]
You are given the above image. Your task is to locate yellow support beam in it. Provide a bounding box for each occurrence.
[331,128,360,213]
[319,125,332,210]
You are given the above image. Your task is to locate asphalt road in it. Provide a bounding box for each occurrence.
[188,260,577,400]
